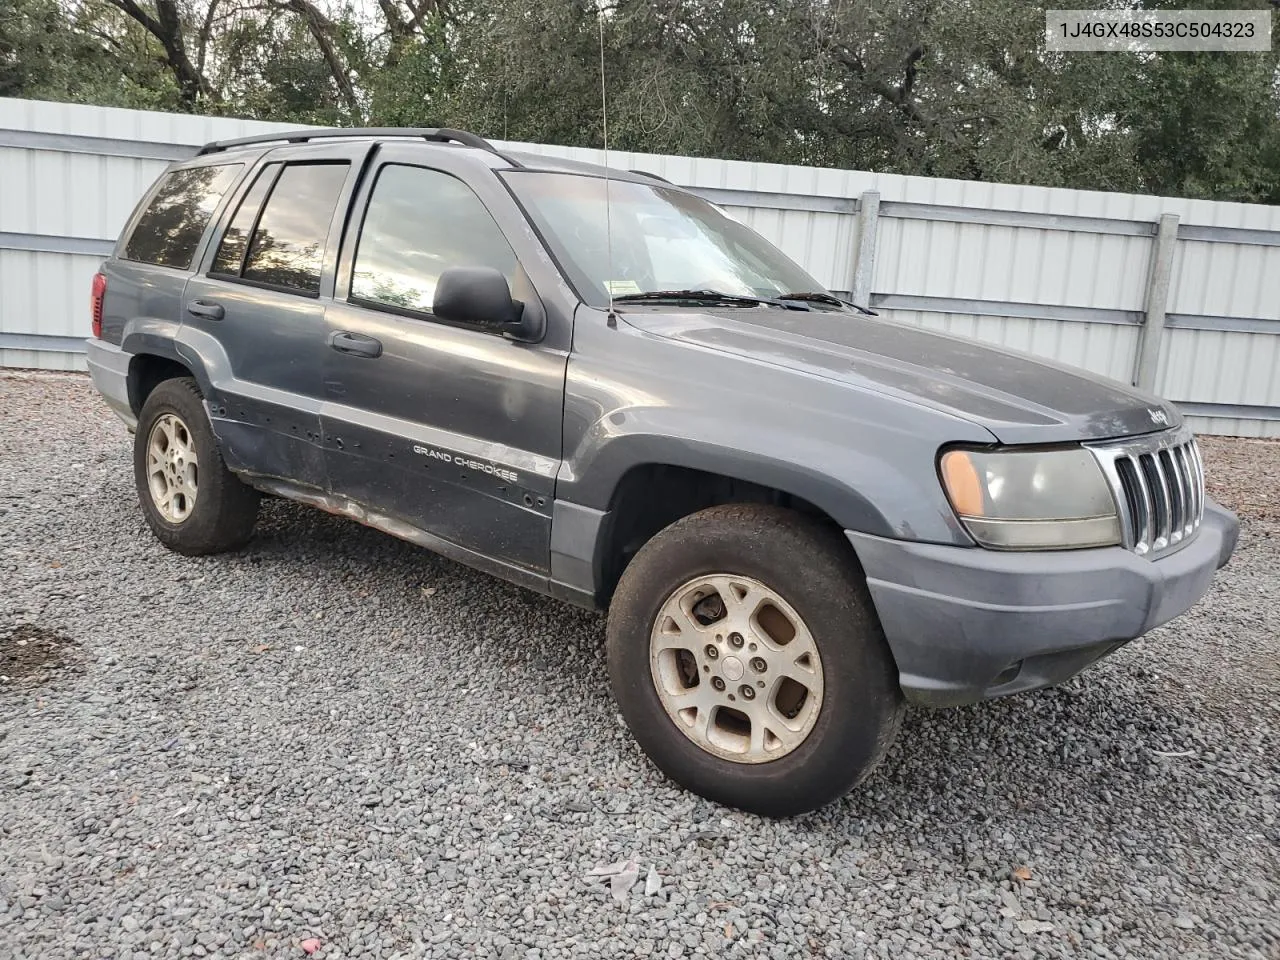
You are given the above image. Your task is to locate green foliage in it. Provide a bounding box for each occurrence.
[215,13,348,123]
[1,0,178,107]
[365,14,455,127]
[1125,49,1280,202]
[2,0,1278,203]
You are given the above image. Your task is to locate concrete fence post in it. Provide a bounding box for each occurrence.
[850,190,881,310]
[1134,213,1180,391]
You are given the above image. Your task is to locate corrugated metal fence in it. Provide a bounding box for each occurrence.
[3,97,1278,437]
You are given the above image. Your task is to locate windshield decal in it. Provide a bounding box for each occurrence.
[604,279,642,295]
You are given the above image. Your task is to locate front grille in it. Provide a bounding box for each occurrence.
[1087,428,1204,559]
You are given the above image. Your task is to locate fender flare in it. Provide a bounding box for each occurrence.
[121,321,233,411]
[578,432,898,537]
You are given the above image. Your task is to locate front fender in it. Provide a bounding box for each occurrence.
[557,403,973,545]
[559,308,1001,547]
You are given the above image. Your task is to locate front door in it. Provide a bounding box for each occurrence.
[182,144,367,489]
[320,149,569,574]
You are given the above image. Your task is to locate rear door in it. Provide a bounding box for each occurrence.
[182,143,369,489]
[320,146,570,574]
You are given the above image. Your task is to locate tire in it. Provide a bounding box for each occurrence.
[607,504,902,817]
[133,377,260,555]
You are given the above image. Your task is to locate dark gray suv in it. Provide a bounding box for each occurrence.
[86,127,1238,816]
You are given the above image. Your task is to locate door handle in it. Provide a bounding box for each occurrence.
[329,331,383,358]
[186,299,225,321]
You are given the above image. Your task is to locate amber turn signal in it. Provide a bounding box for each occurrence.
[940,450,984,517]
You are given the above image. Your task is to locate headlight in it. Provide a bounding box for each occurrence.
[939,446,1121,550]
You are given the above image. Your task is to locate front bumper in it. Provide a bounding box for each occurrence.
[848,499,1239,707]
[85,338,136,431]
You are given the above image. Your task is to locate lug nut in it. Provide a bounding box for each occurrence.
[750,657,767,673]
[705,644,719,660]
[728,632,745,649]
[711,677,726,691]
[739,685,755,700]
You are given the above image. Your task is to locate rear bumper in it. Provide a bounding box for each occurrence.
[848,499,1239,707]
[85,338,135,431]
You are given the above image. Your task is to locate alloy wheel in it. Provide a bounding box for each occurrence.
[649,574,824,764]
[146,412,199,523]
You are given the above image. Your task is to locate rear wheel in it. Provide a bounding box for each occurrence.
[134,377,259,555]
[607,504,902,817]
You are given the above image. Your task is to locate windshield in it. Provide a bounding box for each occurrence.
[503,171,827,309]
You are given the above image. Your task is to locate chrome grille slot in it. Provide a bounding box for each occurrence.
[1189,447,1202,530]
[1114,457,1146,547]
[1175,445,1196,537]
[1087,428,1204,559]
[1140,454,1170,550]
[1160,448,1184,538]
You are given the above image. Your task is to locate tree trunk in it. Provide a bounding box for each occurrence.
[106,0,213,107]
[280,0,362,118]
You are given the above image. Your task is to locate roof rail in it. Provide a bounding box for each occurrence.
[629,169,674,184]
[196,127,519,164]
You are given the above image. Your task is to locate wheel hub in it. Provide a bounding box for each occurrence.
[721,656,745,681]
[145,412,199,524]
[649,574,825,765]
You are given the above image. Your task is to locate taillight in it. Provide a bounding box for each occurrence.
[91,272,106,338]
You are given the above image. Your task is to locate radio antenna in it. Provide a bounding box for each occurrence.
[597,2,616,323]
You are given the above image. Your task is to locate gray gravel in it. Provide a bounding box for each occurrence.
[1,370,1277,960]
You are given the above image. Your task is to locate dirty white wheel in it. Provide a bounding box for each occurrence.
[650,574,824,763]
[146,413,199,523]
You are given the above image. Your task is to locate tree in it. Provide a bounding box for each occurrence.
[1,0,177,106]
[1,0,1277,203]
[1125,48,1280,203]
[102,0,213,106]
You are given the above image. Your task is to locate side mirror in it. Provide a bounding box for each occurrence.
[433,266,542,341]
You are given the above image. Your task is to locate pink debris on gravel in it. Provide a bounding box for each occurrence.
[300,938,322,955]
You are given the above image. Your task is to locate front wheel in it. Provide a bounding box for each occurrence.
[607,504,902,817]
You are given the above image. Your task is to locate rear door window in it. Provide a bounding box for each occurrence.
[238,162,349,295]
[123,164,242,268]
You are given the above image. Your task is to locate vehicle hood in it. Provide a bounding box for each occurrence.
[621,307,1181,444]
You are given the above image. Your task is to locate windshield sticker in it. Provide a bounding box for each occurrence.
[603,279,642,296]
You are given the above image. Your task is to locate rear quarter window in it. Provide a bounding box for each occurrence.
[124,164,242,268]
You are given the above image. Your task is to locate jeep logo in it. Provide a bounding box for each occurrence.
[1148,408,1169,426]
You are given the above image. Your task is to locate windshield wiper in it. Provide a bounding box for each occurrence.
[779,291,878,316]
[611,289,808,311]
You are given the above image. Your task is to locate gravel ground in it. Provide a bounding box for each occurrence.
[1,370,1277,960]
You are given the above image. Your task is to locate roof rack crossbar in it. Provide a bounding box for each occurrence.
[196,127,517,163]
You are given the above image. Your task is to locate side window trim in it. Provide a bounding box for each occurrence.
[204,274,323,300]
[349,282,532,331]
[210,162,283,280]
[345,161,522,335]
